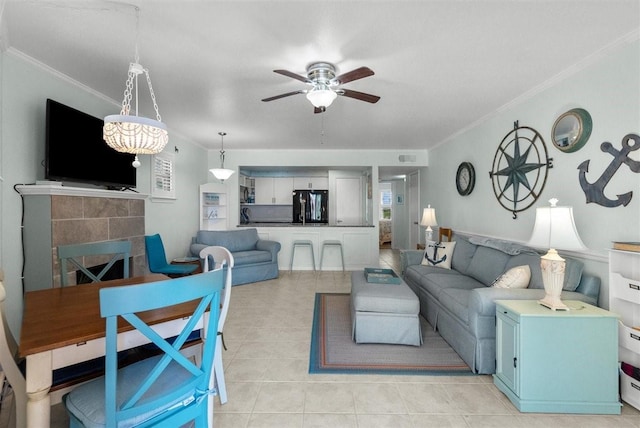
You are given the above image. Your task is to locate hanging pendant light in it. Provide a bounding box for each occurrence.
[209,132,235,182]
[103,7,168,168]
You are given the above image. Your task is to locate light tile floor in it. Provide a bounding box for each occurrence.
[4,249,640,427]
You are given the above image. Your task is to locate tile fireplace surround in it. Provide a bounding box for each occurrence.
[16,184,146,291]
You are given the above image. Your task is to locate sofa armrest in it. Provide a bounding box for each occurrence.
[256,239,281,262]
[469,276,600,319]
[190,243,208,258]
[469,287,548,317]
[400,250,423,274]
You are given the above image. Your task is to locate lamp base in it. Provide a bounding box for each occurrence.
[538,295,569,311]
[425,227,433,244]
[539,248,569,311]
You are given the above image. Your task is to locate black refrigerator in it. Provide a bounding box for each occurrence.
[292,190,328,224]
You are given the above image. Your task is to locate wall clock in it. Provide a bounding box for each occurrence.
[456,162,475,196]
[489,121,553,218]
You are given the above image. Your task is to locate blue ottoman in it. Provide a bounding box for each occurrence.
[350,271,422,346]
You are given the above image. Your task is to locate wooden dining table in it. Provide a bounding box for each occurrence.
[19,274,208,428]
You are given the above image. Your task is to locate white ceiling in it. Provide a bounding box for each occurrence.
[2,0,639,156]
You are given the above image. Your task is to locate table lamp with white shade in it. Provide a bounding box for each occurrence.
[420,205,438,243]
[527,198,587,311]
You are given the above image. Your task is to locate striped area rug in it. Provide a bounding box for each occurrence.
[309,293,473,375]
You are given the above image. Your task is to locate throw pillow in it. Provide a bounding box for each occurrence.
[492,265,531,289]
[421,241,456,270]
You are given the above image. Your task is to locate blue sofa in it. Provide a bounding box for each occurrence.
[400,233,600,374]
[190,228,281,286]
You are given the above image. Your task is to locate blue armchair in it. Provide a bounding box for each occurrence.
[190,228,281,285]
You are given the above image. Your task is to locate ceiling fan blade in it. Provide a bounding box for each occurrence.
[338,89,381,104]
[261,90,305,102]
[273,69,311,83]
[335,67,374,84]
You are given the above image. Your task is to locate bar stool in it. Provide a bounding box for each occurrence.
[290,240,316,271]
[320,240,345,271]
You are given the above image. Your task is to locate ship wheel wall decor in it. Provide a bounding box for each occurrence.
[489,121,553,219]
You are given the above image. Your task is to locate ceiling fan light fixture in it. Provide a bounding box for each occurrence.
[306,85,337,108]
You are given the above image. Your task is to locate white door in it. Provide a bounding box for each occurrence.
[336,177,362,225]
[409,171,420,249]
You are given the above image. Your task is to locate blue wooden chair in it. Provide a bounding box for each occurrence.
[58,240,131,286]
[63,269,224,428]
[145,234,199,277]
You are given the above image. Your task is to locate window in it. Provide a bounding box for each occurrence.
[151,152,176,199]
[379,185,392,220]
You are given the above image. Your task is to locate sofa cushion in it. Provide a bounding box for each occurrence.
[404,264,460,291]
[504,253,544,289]
[196,229,259,253]
[451,236,477,275]
[233,250,273,266]
[562,257,584,291]
[421,272,483,300]
[438,288,471,324]
[507,253,583,291]
[465,245,510,286]
[421,241,456,269]
[492,265,530,289]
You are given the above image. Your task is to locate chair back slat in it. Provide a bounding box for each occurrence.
[200,246,234,332]
[99,269,223,427]
[58,240,131,286]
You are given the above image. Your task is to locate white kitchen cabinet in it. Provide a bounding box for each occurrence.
[254,177,293,204]
[609,248,640,410]
[293,176,328,190]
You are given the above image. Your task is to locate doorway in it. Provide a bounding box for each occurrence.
[378,182,392,249]
[408,171,420,250]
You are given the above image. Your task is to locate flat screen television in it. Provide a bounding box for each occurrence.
[45,99,136,189]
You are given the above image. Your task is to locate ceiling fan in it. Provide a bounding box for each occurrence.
[261,62,380,113]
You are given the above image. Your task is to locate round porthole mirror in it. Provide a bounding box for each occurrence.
[551,108,592,153]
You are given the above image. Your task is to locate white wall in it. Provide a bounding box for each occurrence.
[425,38,640,307]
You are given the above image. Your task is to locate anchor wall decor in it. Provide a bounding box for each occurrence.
[578,133,640,207]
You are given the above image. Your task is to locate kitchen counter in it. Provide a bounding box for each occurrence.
[235,223,378,270]
[237,222,374,228]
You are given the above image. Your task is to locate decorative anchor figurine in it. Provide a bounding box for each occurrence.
[578,133,640,207]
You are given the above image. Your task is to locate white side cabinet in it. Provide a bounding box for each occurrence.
[609,249,640,410]
[200,183,228,230]
[494,299,620,414]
